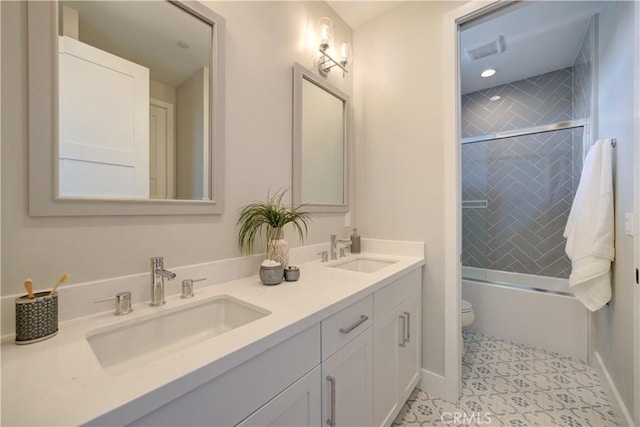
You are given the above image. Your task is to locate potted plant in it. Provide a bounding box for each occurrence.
[237,188,311,269]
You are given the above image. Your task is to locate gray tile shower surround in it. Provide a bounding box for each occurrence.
[461,129,573,278]
[461,67,588,279]
[393,330,619,427]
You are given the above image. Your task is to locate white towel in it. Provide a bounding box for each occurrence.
[563,138,615,311]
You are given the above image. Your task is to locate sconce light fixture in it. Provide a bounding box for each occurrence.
[317,17,351,77]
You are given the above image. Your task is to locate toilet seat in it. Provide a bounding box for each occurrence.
[461,299,472,313]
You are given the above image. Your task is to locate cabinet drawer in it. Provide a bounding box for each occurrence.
[322,295,373,360]
[373,269,421,320]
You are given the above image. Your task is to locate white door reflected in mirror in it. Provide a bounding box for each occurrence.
[59,35,150,198]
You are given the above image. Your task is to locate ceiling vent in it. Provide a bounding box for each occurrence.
[465,36,506,61]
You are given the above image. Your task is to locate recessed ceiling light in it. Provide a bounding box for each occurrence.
[481,68,497,78]
[490,95,501,102]
[177,40,190,49]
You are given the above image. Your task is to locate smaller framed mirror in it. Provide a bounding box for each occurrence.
[292,63,349,213]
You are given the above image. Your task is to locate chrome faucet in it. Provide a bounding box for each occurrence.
[330,234,352,260]
[150,256,176,306]
[330,234,338,260]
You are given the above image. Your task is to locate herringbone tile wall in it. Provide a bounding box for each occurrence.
[462,68,573,138]
[461,67,589,279]
[572,17,595,193]
[462,130,574,277]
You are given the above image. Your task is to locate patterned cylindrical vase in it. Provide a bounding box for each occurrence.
[15,292,59,344]
[266,228,289,269]
[267,238,289,269]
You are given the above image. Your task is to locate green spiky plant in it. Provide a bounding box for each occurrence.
[237,188,311,258]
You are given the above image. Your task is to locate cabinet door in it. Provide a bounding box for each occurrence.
[398,295,421,402]
[322,328,373,427]
[238,366,321,427]
[373,310,400,427]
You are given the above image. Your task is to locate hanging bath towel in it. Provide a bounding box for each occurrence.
[563,138,615,311]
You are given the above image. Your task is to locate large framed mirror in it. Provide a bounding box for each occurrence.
[28,1,225,216]
[292,64,349,213]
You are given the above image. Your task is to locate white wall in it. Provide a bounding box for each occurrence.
[0,1,353,295]
[150,80,176,106]
[592,0,637,419]
[176,68,207,199]
[353,1,466,378]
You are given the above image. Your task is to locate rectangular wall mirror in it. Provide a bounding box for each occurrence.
[292,63,349,213]
[28,1,225,216]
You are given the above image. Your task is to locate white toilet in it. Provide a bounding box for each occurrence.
[461,299,475,328]
[460,299,475,355]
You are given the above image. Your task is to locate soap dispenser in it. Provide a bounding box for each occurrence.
[350,228,361,254]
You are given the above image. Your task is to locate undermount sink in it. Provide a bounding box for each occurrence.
[330,257,398,273]
[86,295,270,374]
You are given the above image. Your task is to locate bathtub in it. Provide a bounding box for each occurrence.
[462,267,589,361]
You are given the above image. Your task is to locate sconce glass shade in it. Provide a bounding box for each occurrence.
[337,38,352,67]
[318,17,333,52]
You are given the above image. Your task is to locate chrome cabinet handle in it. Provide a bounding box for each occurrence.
[339,315,369,334]
[326,375,336,427]
[404,311,411,342]
[399,314,406,347]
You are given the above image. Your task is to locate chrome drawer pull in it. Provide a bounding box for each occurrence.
[339,315,369,334]
[404,311,411,342]
[327,375,336,426]
[399,314,406,347]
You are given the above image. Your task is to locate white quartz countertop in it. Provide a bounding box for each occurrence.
[1,252,424,426]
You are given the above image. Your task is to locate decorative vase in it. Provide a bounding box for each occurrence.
[267,228,289,268]
[259,264,284,286]
[267,239,289,269]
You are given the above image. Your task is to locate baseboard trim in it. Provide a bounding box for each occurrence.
[591,351,634,426]
[418,368,447,400]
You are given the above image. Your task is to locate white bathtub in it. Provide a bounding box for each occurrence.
[462,268,589,361]
[462,266,571,294]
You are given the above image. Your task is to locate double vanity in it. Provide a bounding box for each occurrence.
[2,243,424,426]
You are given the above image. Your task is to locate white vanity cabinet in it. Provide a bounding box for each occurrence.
[373,269,422,427]
[109,269,421,427]
[320,295,374,427]
[398,295,421,402]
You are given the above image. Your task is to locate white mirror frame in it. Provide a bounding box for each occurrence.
[27,1,226,216]
[292,63,349,213]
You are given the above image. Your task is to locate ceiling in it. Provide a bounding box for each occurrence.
[65,1,604,95]
[327,1,402,29]
[326,1,604,95]
[460,1,603,94]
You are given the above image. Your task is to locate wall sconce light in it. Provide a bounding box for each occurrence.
[317,17,351,77]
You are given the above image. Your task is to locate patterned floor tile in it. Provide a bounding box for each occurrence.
[393,331,620,427]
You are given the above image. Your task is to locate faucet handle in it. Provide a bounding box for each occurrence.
[181,278,206,299]
[94,291,133,316]
[317,251,329,263]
